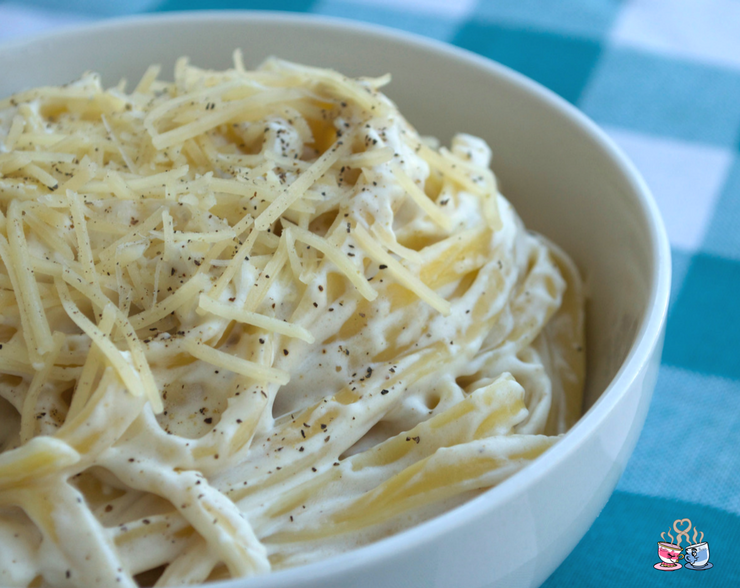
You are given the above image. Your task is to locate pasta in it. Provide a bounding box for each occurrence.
[0,53,585,587]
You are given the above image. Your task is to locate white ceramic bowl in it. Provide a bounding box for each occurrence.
[0,12,671,588]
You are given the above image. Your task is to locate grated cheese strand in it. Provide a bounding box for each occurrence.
[199,294,314,343]
[354,224,451,316]
[286,223,377,302]
[183,338,290,385]
[56,279,145,397]
[255,138,349,231]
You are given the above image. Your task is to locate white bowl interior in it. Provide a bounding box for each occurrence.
[0,13,658,415]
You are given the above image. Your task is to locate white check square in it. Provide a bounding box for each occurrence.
[611,0,740,70]
[604,126,732,251]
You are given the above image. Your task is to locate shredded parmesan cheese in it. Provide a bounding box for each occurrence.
[0,54,585,588]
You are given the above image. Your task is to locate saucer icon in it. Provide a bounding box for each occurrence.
[685,562,713,570]
[653,562,681,571]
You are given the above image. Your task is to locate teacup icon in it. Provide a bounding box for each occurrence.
[654,542,683,570]
[684,542,712,570]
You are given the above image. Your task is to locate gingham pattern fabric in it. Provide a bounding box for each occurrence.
[2,1,738,585]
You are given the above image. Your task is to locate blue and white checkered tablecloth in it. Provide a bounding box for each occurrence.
[2,1,739,585]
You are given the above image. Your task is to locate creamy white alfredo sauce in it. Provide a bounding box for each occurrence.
[0,56,584,587]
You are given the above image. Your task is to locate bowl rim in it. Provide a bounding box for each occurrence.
[0,10,672,587]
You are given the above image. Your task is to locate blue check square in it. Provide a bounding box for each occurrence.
[703,156,740,262]
[543,491,740,587]
[619,366,740,513]
[154,0,316,11]
[453,20,602,103]
[314,1,456,41]
[663,252,740,379]
[579,47,740,147]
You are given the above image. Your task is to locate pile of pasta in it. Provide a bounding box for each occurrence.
[0,53,585,587]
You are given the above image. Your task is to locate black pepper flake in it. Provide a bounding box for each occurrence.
[381,389,389,395]
[312,467,317,472]
[324,436,330,442]
[204,417,213,424]
[283,349,289,356]
[300,429,306,438]
[379,264,387,270]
